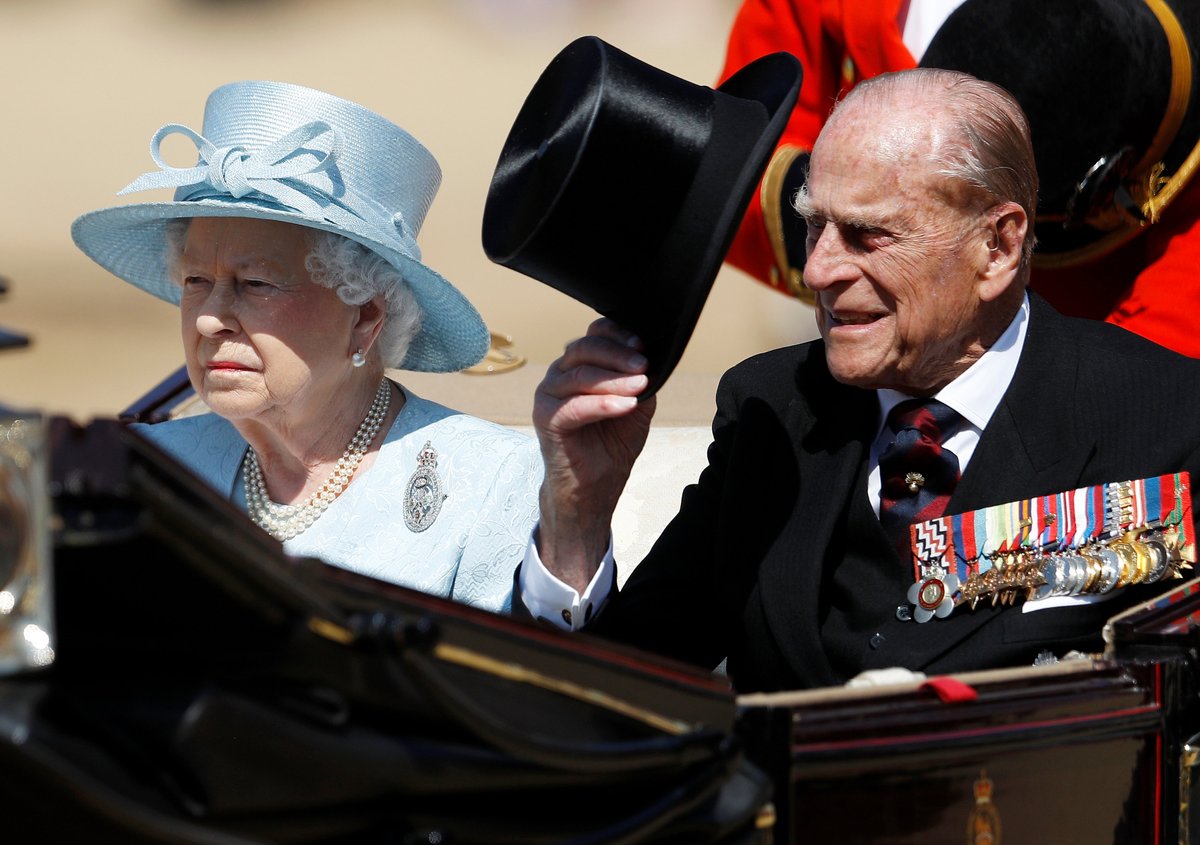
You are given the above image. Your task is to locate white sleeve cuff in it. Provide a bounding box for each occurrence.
[518,526,616,631]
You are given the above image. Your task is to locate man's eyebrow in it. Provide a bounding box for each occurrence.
[795,188,884,226]
[841,213,889,230]
[792,190,816,219]
[794,202,887,232]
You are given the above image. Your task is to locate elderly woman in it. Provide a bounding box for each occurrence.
[70,80,541,612]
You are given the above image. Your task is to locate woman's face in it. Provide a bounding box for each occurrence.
[177,217,363,429]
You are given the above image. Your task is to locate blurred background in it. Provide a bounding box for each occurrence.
[0,0,817,425]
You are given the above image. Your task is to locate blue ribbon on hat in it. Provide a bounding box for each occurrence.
[119,121,421,259]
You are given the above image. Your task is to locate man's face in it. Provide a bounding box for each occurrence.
[800,100,992,395]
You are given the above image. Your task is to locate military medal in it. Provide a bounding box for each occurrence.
[403,441,447,533]
[905,472,1196,622]
[907,565,958,622]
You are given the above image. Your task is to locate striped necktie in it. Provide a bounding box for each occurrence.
[878,399,962,554]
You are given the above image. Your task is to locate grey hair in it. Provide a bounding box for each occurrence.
[833,68,1039,274]
[163,219,422,367]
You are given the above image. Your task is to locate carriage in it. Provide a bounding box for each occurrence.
[2,366,1198,845]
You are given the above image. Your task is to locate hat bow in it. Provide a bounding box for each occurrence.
[119,122,420,258]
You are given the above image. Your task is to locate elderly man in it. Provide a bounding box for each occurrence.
[519,68,1200,692]
[720,0,1200,360]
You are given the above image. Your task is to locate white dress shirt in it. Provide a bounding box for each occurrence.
[868,293,1029,514]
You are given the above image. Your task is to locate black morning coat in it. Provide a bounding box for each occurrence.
[583,294,1200,692]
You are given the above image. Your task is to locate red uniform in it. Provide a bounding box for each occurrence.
[720,0,1200,357]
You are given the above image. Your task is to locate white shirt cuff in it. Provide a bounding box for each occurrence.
[519,526,616,631]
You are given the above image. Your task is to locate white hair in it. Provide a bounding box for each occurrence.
[304,230,422,368]
[830,68,1039,274]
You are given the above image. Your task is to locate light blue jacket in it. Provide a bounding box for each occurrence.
[133,387,542,613]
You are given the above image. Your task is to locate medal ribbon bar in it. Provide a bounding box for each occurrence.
[905,472,1196,622]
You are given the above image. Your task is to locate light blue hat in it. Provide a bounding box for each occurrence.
[71,80,488,372]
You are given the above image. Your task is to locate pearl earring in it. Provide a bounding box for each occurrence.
[351,348,366,368]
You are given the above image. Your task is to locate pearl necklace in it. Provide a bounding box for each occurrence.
[243,379,391,541]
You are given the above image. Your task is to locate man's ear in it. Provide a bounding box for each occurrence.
[353,296,387,354]
[978,202,1027,302]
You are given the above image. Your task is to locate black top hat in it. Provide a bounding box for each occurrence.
[482,36,802,397]
[920,0,1200,267]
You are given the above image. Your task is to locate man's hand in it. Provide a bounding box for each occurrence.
[533,318,657,592]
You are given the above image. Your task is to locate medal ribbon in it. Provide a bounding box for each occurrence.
[909,472,1196,613]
